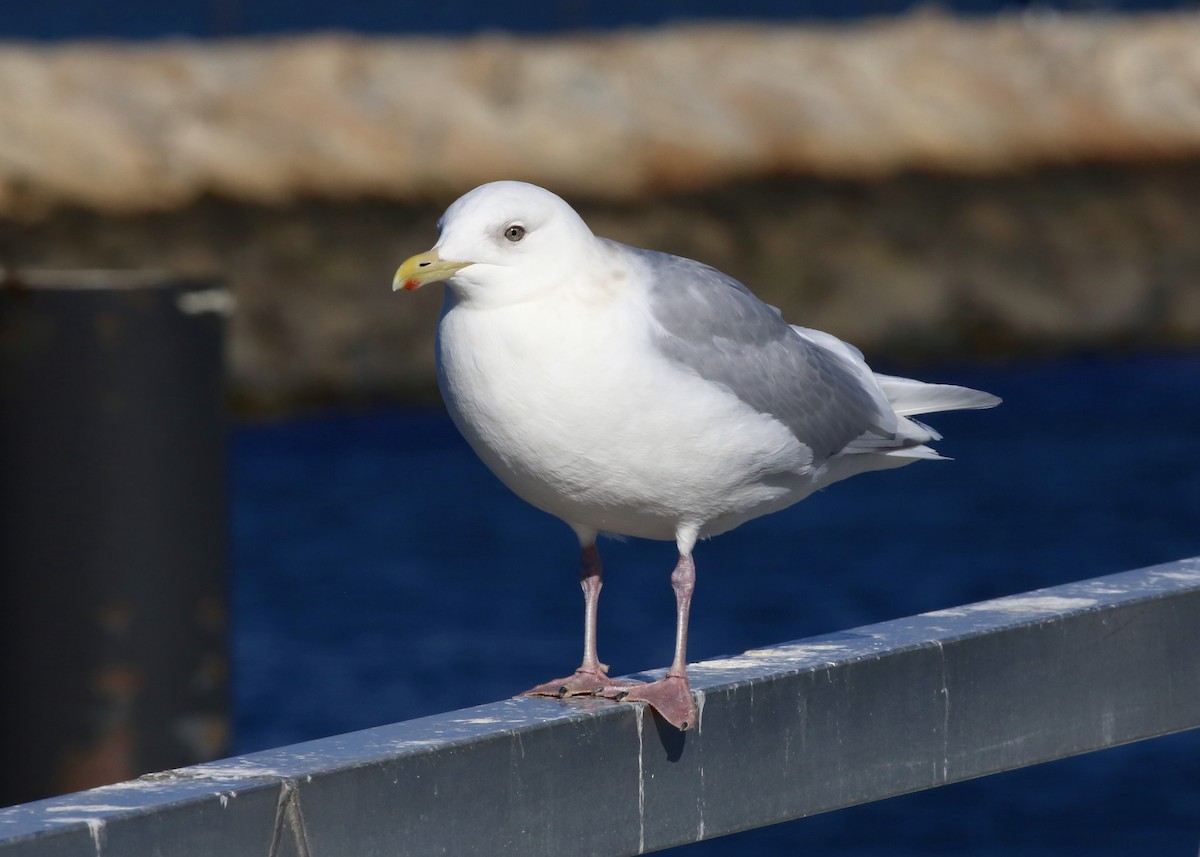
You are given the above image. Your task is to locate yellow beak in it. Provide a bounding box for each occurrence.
[392,249,472,292]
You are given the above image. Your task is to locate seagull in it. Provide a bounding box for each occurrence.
[394,180,999,731]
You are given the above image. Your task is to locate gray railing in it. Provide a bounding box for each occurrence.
[3,556,1199,856]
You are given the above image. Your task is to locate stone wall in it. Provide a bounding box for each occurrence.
[3,14,1200,214]
[6,163,1197,408]
[2,15,1198,407]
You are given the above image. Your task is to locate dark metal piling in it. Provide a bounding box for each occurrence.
[0,270,231,806]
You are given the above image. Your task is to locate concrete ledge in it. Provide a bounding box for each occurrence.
[3,14,1200,216]
[3,556,1198,856]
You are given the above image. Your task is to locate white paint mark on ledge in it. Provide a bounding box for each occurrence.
[926,596,1098,618]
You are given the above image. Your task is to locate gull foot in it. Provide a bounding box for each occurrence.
[520,668,638,699]
[606,674,697,731]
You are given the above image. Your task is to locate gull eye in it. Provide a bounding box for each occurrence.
[504,224,526,243]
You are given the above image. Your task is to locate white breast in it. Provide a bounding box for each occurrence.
[435,285,816,541]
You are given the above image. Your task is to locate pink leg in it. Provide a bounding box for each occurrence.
[521,544,637,698]
[604,553,699,731]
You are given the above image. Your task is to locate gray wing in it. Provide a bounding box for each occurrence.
[628,244,901,460]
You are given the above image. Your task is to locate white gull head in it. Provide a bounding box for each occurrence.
[395,181,601,307]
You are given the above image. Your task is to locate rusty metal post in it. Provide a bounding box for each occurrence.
[0,270,231,806]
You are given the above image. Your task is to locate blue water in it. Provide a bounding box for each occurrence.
[231,353,1200,855]
[2,0,1196,41]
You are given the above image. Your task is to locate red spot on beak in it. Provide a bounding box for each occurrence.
[403,280,420,291]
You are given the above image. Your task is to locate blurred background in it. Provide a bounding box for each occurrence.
[1,1,1199,854]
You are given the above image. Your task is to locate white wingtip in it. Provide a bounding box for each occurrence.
[875,374,1001,417]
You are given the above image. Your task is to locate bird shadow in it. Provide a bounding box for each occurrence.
[649,710,688,762]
